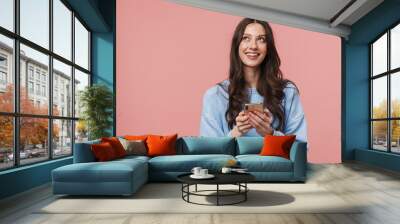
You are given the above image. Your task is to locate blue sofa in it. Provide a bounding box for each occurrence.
[52,137,307,196]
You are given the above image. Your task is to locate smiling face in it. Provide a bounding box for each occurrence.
[238,22,267,68]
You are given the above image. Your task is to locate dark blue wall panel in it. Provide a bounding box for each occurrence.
[0,158,72,199]
[344,0,400,171]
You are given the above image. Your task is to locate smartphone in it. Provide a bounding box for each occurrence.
[244,103,264,113]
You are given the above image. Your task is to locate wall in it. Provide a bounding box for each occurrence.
[343,0,400,171]
[116,0,341,163]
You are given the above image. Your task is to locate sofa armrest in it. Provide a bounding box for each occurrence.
[73,140,100,163]
[289,141,308,181]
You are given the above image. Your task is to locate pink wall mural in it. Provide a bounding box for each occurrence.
[116,0,341,163]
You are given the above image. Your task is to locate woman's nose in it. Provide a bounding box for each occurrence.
[249,40,258,49]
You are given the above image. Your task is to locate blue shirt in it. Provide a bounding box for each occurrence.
[199,80,307,142]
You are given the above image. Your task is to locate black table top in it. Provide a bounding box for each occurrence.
[177,172,255,185]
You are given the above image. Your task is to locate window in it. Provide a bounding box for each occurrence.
[53,0,72,60]
[35,83,40,95]
[20,0,49,49]
[0,55,7,67]
[371,23,400,154]
[42,85,46,97]
[28,67,34,80]
[0,54,8,86]
[28,81,34,94]
[35,70,40,81]
[53,59,71,117]
[0,71,6,84]
[0,0,14,32]
[0,0,91,170]
[75,18,89,70]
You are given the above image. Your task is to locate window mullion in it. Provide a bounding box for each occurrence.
[49,0,54,160]
[13,0,20,167]
[388,30,391,153]
[370,45,373,149]
[71,10,76,155]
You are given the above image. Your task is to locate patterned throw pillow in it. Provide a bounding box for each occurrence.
[119,138,147,156]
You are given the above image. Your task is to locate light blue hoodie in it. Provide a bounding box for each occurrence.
[199,80,307,142]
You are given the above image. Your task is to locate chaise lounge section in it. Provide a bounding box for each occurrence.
[52,137,307,196]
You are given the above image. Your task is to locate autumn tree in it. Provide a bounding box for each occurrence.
[372,99,400,144]
[0,84,59,153]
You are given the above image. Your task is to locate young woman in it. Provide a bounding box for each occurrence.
[200,18,307,142]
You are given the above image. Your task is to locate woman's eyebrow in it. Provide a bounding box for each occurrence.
[243,33,266,37]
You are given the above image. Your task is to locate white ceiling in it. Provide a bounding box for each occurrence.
[167,0,384,38]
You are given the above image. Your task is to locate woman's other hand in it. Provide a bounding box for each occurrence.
[230,111,252,137]
[248,108,274,136]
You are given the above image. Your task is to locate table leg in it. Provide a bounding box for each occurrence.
[217,184,219,206]
[187,184,190,202]
[245,183,247,201]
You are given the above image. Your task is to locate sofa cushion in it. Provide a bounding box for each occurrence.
[115,155,150,163]
[236,155,293,172]
[53,158,147,183]
[236,137,264,155]
[177,137,235,155]
[73,139,101,163]
[148,154,235,172]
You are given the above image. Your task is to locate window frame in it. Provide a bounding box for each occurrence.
[0,0,92,171]
[370,20,400,154]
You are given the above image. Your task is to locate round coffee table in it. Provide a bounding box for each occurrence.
[177,173,255,206]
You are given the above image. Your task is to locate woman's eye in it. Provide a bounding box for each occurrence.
[242,36,250,41]
[258,37,266,42]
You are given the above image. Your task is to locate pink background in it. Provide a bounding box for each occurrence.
[116,0,341,163]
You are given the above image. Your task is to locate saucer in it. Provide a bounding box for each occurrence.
[190,174,215,179]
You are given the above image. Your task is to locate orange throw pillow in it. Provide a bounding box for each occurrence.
[124,135,148,141]
[101,137,127,158]
[91,142,117,161]
[146,134,178,157]
[260,135,296,159]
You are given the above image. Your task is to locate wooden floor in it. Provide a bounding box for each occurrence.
[1,162,400,224]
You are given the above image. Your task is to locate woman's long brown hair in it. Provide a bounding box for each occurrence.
[223,18,298,131]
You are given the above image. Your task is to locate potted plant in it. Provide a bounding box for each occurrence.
[79,84,113,140]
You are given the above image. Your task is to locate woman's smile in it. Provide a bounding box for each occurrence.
[245,51,260,60]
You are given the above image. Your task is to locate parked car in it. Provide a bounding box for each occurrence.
[8,150,32,160]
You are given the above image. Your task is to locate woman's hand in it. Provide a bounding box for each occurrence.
[230,111,252,137]
[248,108,274,136]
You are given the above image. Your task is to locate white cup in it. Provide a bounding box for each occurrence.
[200,169,208,176]
[221,167,232,174]
[191,167,202,176]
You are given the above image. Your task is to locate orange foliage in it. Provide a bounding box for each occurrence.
[0,85,59,149]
